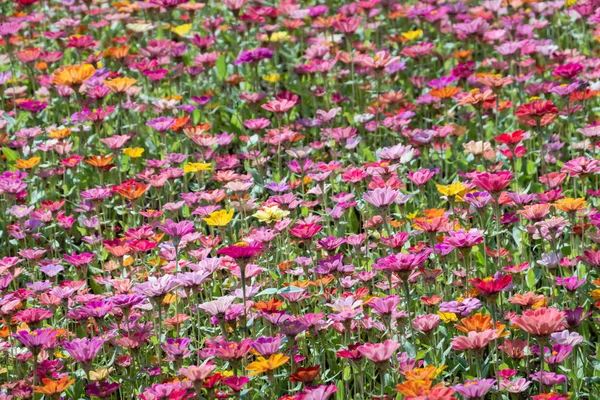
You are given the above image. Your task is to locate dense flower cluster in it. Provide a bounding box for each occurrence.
[0,0,599,399]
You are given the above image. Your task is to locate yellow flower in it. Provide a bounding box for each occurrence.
[590,289,600,301]
[269,31,290,42]
[203,209,234,227]
[532,297,547,310]
[254,206,290,223]
[123,147,144,158]
[54,350,69,359]
[406,211,419,220]
[438,311,458,323]
[401,30,423,41]
[163,293,178,305]
[183,162,213,173]
[15,157,41,169]
[246,353,289,376]
[554,198,587,213]
[263,73,282,83]
[126,23,154,33]
[171,24,192,36]
[436,182,467,198]
[89,367,113,381]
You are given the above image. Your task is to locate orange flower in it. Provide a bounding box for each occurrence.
[423,208,446,218]
[453,49,472,59]
[246,353,289,376]
[395,379,435,396]
[554,198,587,213]
[458,89,496,107]
[253,299,285,313]
[509,292,546,307]
[48,128,72,139]
[85,155,114,168]
[15,157,40,169]
[171,116,190,131]
[52,64,96,87]
[430,86,461,99]
[455,313,494,333]
[402,365,445,381]
[115,180,148,201]
[104,77,137,93]
[34,377,75,395]
[104,45,130,59]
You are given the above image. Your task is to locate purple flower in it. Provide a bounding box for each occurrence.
[63,337,105,364]
[530,371,567,386]
[161,338,193,361]
[362,188,400,208]
[452,379,496,399]
[251,336,284,356]
[159,219,195,240]
[439,298,482,316]
[234,48,273,65]
[146,117,175,132]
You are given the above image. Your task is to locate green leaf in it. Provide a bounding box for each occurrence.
[526,160,536,175]
[343,366,352,380]
[2,147,18,163]
[526,268,536,290]
[216,54,227,80]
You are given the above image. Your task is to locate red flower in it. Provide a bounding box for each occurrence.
[471,274,512,296]
[515,100,559,127]
[290,365,320,384]
[493,130,528,146]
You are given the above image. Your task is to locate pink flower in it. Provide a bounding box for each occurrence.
[560,157,600,177]
[198,296,237,317]
[470,171,513,193]
[362,188,400,208]
[512,308,566,337]
[357,339,401,363]
[179,362,217,381]
[302,384,339,400]
[360,51,400,70]
[407,168,436,186]
[451,330,499,351]
[366,295,400,316]
[332,17,362,34]
[261,99,296,113]
[411,314,440,333]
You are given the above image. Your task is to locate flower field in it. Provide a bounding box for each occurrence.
[1,0,600,398]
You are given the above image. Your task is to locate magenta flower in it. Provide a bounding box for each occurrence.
[13,329,58,353]
[216,243,264,260]
[470,171,513,194]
